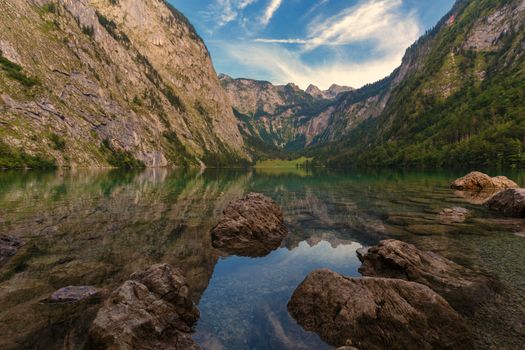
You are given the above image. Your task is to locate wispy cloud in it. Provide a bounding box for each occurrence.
[254,38,307,44]
[261,0,283,26]
[205,0,258,28]
[301,0,330,21]
[256,0,420,53]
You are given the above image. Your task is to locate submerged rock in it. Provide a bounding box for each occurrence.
[45,286,103,303]
[450,171,517,191]
[211,193,288,257]
[88,264,200,350]
[453,189,496,205]
[0,234,23,265]
[288,269,473,350]
[485,188,525,217]
[358,239,495,311]
[439,207,470,223]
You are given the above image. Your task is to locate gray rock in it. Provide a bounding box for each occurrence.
[485,188,525,217]
[45,286,103,303]
[358,239,496,312]
[211,193,288,257]
[88,264,200,350]
[288,269,473,350]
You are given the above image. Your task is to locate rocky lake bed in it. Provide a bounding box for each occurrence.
[1,169,525,349]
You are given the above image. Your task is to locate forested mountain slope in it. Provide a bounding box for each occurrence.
[0,0,248,169]
[320,0,525,168]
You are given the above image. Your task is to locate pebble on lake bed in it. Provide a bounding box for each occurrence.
[45,286,103,303]
[439,207,470,222]
[0,234,23,266]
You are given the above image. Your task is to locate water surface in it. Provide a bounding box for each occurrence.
[1,168,525,349]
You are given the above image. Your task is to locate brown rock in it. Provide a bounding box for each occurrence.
[287,269,473,350]
[211,193,288,257]
[88,264,200,350]
[450,171,517,191]
[358,239,495,312]
[0,234,23,265]
[485,188,525,217]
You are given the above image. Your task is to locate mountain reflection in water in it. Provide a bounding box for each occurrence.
[1,168,525,349]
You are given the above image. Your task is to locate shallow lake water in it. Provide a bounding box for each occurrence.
[1,168,525,349]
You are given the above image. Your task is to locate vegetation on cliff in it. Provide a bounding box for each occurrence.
[315,0,525,169]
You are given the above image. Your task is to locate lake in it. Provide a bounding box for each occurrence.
[1,168,524,349]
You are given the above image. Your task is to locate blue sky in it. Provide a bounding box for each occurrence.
[168,0,455,89]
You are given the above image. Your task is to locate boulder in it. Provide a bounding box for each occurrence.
[357,239,495,311]
[88,264,201,350]
[45,286,103,303]
[0,234,23,265]
[484,188,525,217]
[450,171,517,191]
[211,193,288,257]
[287,269,473,350]
[438,207,470,223]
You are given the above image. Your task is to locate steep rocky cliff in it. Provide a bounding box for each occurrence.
[0,0,248,168]
[220,74,358,154]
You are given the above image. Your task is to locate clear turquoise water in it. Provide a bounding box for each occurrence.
[1,168,525,349]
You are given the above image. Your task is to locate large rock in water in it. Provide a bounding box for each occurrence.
[211,193,288,257]
[287,269,473,350]
[357,239,494,311]
[0,234,23,266]
[88,264,200,350]
[450,171,518,191]
[485,188,525,217]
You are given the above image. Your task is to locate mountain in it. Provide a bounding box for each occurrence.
[0,0,248,169]
[219,0,525,169]
[219,74,332,155]
[315,0,525,168]
[306,84,354,100]
[220,74,364,157]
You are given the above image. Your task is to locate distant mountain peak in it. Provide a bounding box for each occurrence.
[305,83,354,99]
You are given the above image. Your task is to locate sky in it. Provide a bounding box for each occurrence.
[167,0,455,89]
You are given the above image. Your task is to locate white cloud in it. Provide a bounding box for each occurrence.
[261,0,283,26]
[229,0,423,89]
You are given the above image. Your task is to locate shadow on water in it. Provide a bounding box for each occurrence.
[0,168,524,349]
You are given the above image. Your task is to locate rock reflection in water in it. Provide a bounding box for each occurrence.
[193,240,362,350]
[0,168,249,349]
